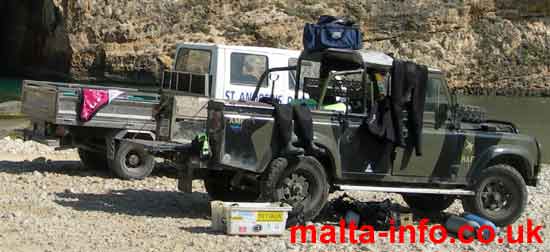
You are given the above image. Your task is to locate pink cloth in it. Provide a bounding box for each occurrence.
[80,88,124,122]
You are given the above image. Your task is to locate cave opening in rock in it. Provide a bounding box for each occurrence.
[0,0,71,80]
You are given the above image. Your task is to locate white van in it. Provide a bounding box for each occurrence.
[169,43,300,103]
[157,43,304,147]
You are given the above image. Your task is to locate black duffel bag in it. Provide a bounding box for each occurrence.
[303,15,363,52]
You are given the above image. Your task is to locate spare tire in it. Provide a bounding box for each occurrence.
[457,105,487,123]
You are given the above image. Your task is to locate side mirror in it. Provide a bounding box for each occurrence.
[269,73,280,82]
[269,73,280,100]
[435,103,448,129]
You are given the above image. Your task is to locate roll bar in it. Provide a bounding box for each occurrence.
[251,66,297,101]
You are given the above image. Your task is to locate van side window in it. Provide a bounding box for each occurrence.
[230,53,268,87]
[175,49,211,73]
[298,60,321,100]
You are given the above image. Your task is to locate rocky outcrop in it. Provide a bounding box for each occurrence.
[0,0,548,95]
[0,0,71,79]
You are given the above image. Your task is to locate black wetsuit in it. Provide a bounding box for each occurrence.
[274,103,314,151]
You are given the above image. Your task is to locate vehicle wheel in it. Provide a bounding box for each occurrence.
[462,164,527,226]
[203,171,259,202]
[78,148,108,170]
[457,105,487,123]
[402,194,455,213]
[259,156,329,226]
[109,141,155,180]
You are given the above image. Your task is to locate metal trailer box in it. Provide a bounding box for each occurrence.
[157,91,210,144]
[210,201,292,236]
[21,80,159,130]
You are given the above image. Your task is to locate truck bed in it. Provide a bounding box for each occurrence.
[21,80,160,130]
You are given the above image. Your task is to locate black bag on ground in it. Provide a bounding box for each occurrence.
[303,15,363,52]
[324,194,404,230]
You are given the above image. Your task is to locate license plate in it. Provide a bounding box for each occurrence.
[257,211,283,222]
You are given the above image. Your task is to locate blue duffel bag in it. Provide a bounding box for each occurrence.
[303,15,363,52]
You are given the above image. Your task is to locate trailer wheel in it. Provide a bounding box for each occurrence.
[78,149,108,170]
[203,171,259,202]
[109,141,155,180]
[259,156,329,226]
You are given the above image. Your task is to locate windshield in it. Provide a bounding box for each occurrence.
[299,60,321,85]
[298,60,369,113]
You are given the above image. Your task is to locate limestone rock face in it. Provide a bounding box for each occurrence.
[0,0,548,94]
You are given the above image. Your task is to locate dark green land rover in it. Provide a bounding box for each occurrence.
[199,49,541,226]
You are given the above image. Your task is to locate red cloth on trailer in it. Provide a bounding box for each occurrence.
[79,88,124,122]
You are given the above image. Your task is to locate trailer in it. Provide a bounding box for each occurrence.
[21,43,302,179]
[22,80,160,179]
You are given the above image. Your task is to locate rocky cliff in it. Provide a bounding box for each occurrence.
[0,0,549,95]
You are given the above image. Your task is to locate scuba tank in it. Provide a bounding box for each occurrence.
[463,213,498,239]
[445,215,480,238]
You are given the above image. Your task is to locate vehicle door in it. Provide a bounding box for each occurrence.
[392,74,463,180]
[338,72,392,178]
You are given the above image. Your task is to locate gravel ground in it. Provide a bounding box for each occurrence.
[0,137,547,252]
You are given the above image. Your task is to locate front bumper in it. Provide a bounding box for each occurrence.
[529,139,542,187]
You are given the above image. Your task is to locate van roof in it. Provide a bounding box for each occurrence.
[177,43,442,74]
[176,43,301,57]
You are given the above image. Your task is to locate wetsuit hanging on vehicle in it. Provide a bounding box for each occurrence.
[274,103,324,156]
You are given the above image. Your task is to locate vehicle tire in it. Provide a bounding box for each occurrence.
[78,148,108,170]
[402,194,455,213]
[203,171,260,202]
[457,105,487,123]
[109,141,155,180]
[462,164,527,226]
[259,156,329,226]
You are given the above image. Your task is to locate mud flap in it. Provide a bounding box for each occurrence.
[105,131,118,161]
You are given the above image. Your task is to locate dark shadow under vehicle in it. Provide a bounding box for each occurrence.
[0,158,177,179]
[54,189,210,219]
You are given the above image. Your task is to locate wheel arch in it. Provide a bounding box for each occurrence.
[107,130,156,160]
[469,148,533,185]
[312,142,338,185]
[486,154,531,183]
[114,130,156,141]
